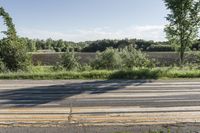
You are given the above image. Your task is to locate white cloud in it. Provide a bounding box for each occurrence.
[18,25,166,42]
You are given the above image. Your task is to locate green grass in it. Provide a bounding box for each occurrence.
[1,66,200,80]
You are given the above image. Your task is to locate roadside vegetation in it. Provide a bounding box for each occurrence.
[2,44,200,80]
[0,7,30,72]
[1,65,200,80]
[0,0,200,80]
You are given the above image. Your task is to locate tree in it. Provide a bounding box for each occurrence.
[164,0,200,64]
[19,37,36,52]
[0,7,30,71]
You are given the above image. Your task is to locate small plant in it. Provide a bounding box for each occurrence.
[92,48,122,70]
[52,62,64,71]
[167,128,171,133]
[61,50,80,71]
[79,64,93,71]
[28,65,52,73]
[0,58,7,73]
[120,45,153,69]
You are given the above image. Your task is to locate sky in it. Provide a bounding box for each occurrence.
[0,0,168,42]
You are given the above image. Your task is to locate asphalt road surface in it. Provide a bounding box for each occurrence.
[0,80,200,132]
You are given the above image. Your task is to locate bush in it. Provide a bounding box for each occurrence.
[185,52,200,66]
[91,47,153,70]
[52,62,64,71]
[147,44,174,51]
[0,38,31,71]
[92,48,122,70]
[0,58,7,73]
[28,65,53,73]
[120,46,153,68]
[79,64,93,71]
[60,50,80,71]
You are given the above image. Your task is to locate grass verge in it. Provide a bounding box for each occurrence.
[1,67,200,80]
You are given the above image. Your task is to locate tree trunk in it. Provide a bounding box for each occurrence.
[180,50,184,65]
[180,41,185,66]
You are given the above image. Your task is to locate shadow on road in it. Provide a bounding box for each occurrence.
[0,80,153,107]
[0,80,200,109]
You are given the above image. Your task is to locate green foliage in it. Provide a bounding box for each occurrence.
[0,7,30,71]
[60,50,80,71]
[1,67,200,80]
[147,44,174,51]
[109,69,161,79]
[82,39,172,52]
[20,37,200,53]
[79,64,93,71]
[92,48,122,70]
[83,39,120,52]
[120,45,153,68]
[0,7,16,40]
[20,37,37,52]
[0,58,7,72]
[0,38,31,71]
[28,65,53,73]
[92,47,153,70]
[164,0,200,64]
[52,62,64,71]
[185,52,200,64]
[167,128,171,133]
[191,39,200,50]
[20,37,84,52]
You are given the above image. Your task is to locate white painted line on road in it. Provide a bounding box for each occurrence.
[70,92,200,98]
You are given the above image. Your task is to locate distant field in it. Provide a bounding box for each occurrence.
[31,52,199,66]
[31,52,95,65]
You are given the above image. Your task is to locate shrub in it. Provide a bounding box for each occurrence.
[120,46,153,68]
[61,50,80,71]
[28,65,52,73]
[0,58,7,73]
[91,47,154,70]
[92,48,122,70]
[0,38,31,71]
[79,64,93,71]
[185,52,200,65]
[147,44,174,51]
[52,62,64,71]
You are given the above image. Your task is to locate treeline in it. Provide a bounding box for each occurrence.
[20,38,85,52]
[20,37,200,52]
[82,39,174,52]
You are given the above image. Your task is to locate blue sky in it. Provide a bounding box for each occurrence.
[0,0,168,42]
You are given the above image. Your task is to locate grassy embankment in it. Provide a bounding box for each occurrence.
[0,66,200,80]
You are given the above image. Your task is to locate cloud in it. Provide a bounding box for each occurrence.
[18,25,166,42]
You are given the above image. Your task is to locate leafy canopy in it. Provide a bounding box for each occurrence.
[0,7,16,40]
[164,0,200,64]
[0,7,30,71]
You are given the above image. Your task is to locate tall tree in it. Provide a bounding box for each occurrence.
[164,0,200,64]
[0,7,30,71]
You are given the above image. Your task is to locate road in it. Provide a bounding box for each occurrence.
[0,80,200,128]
